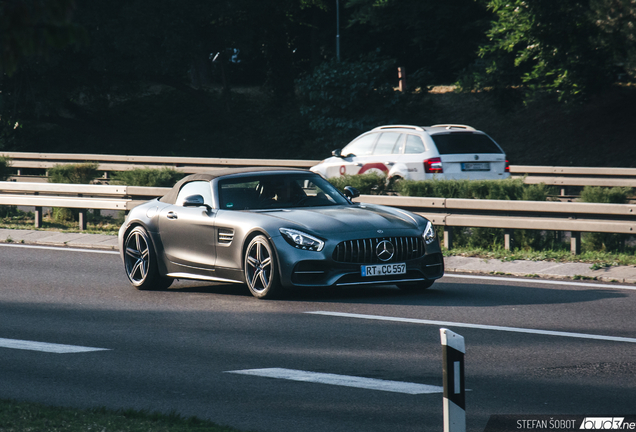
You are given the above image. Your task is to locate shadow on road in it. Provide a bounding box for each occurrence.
[165,276,628,307]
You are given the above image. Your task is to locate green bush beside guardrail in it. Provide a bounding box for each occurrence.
[580,186,632,252]
[328,174,635,253]
[0,156,15,218]
[111,167,185,187]
[48,163,100,222]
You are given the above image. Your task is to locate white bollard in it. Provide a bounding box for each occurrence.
[440,328,466,432]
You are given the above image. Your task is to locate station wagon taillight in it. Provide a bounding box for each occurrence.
[505,159,510,172]
[424,157,443,173]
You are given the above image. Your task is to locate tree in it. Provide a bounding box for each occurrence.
[0,0,85,76]
[343,0,492,83]
[463,0,624,103]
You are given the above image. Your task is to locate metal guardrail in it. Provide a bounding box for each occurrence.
[0,182,170,230]
[1,152,316,182]
[1,181,634,254]
[510,165,636,188]
[356,195,636,254]
[2,151,636,189]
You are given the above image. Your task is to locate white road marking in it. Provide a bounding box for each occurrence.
[225,368,443,395]
[0,243,119,254]
[443,274,636,291]
[0,337,110,353]
[306,311,636,344]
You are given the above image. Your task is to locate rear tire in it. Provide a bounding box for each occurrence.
[124,226,173,291]
[244,235,281,299]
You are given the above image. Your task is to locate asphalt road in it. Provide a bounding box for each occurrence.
[1,243,635,432]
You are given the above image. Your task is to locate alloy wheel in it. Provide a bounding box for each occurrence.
[246,239,272,293]
[125,228,150,285]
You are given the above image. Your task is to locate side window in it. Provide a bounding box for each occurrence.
[372,132,401,155]
[341,133,377,157]
[404,135,426,154]
[176,181,213,207]
[392,134,405,154]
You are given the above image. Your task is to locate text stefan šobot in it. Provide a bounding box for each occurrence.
[515,417,636,430]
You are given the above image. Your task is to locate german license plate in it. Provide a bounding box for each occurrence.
[361,263,406,277]
[461,162,490,171]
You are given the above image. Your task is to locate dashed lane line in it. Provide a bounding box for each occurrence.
[306,311,636,344]
[225,368,443,395]
[0,337,110,353]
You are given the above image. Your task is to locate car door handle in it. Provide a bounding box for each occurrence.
[167,211,178,220]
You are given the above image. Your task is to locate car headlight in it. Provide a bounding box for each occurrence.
[279,228,324,252]
[422,221,436,245]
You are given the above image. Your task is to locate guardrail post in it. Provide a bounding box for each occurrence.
[34,207,43,228]
[504,229,512,250]
[570,231,581,255]
[77,193,87,231]
[33,191,42,228]
[444,227,453,250]
[78,210,87,231]
[441,328,466,432]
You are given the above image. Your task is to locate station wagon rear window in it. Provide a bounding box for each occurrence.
[431,132,503,155]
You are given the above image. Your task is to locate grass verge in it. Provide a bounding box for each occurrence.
[0,399,243,432]
[444,247,636,267]
[0,212,121,235]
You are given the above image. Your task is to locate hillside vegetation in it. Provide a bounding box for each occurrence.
[5,83,635,168]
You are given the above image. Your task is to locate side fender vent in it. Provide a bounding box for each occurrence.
[218,228,234,245]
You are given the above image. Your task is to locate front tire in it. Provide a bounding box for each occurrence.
[124,226,173,291]
[244,235,281,299]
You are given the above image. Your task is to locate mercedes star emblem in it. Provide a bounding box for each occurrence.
[376,240,395,262]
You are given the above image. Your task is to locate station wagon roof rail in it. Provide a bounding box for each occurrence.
[429,124,476,131]
[372,125,425,132]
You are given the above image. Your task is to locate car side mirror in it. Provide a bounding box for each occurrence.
[332,148,343,158]
[343,186,360,200]
[183,194,211,211]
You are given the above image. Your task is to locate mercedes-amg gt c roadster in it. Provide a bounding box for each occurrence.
[119,168,444,298]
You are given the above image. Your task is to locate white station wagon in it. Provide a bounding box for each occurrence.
[311,124,510,181]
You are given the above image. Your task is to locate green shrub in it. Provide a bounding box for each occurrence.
[295,54,401,146]
[395,177,553,200]
[112,167,185,187]
[48,162,100,184]
[0,156,15,217]
[0,156,11,181]
[580,186,632,252]
[579,186,631,204]
[48,163,100,222]
[327,173,388,195]
[395,177,556,250]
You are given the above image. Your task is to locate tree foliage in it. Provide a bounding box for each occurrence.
[295,54,401,144]
[460,0,634,103]
[0,0,635,156]
[343,0,492,83]
[0,0,86,76]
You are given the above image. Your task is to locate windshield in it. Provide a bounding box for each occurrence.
[218,173,349,210]
[431,132,503,155]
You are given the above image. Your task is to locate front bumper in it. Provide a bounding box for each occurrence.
[272,234,444,288]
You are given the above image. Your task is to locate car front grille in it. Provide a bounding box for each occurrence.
[332,237,425,264]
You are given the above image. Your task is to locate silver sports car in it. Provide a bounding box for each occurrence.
[118,168,444,298]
